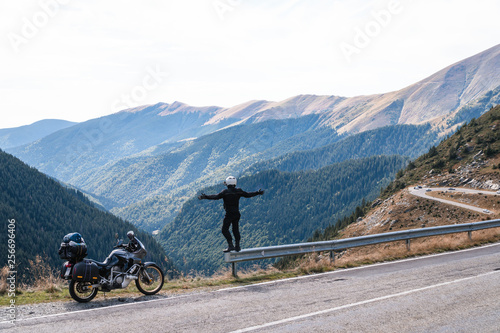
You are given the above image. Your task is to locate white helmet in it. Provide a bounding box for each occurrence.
[224,176,237,187]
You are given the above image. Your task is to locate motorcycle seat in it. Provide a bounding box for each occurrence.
[87,259,108,268]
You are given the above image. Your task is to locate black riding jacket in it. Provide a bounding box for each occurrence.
[204,187,260,214]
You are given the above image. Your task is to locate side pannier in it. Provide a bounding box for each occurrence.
[72,261,100,282]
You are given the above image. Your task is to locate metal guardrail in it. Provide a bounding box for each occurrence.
[224,219,500,276]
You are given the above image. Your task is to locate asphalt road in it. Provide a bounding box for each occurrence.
[408,187,497,214]
[3,243,500,332]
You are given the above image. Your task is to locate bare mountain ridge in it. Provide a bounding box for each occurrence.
[5,44,500,158]
[107,44,500,137]
[9,44,499,176]
[203,44,500,133]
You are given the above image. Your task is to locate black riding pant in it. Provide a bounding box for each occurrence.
[222,212,241,246]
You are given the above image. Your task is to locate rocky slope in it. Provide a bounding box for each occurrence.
[335,105,500,240]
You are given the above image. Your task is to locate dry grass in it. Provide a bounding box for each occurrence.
[0,256,70,306]
[296,253,335,275]
[335,228,500,267]
[428,190,500,214]
[162,264,289,292]
[0,265,10,295]
[21,255,65,294]
[273,228,500,272]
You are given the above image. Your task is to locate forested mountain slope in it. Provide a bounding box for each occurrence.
[0,150,176,280]
[76,123,438,232]
[70,115,330,204]
[74,116,340,231]
[158,155,407,273]
[245,124,438,174]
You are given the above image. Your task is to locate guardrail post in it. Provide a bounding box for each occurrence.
[406,239,411,251]
[468,231,472,241]
[232,262,237,278]
[330,251,335,264]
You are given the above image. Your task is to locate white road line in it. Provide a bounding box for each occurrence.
[228,270,500,333]
[3,242,500,325]
[0,293,195,324]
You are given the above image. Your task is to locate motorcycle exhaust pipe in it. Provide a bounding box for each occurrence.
[121,275,138,288]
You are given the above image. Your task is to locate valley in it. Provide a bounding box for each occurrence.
[1,45,500,275]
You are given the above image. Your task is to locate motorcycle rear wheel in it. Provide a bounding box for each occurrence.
[136,264,164,295]
[69,280,98,303]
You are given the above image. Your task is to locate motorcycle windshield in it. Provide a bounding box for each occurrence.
[132,239,147,259]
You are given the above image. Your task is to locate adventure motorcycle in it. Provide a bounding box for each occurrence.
[59,231,164,303]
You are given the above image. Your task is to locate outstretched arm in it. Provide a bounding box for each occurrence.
[198,191,224,200]
[241,189,264,198]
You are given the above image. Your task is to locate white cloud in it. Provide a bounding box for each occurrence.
[0,0,499,127]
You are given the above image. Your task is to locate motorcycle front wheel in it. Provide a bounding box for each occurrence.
[69,280,98,303]
[136,264,164,295]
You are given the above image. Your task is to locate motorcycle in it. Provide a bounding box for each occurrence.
[59,231,165,303]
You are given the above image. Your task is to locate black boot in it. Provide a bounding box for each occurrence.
[223,242,235,252]
[235,241,241,252]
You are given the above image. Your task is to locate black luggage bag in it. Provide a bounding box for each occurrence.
[72,261,100,282]
[58,232,87,261]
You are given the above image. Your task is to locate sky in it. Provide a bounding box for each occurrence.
[0,0,499,128]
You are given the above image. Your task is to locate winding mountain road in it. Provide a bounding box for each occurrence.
[408,186,498,214]
[2,243,500,332]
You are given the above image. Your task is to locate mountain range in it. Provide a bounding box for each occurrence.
[2,44,499,274]
[4,45,499,234]
[8,45,500,157]
[0,119,76,149]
